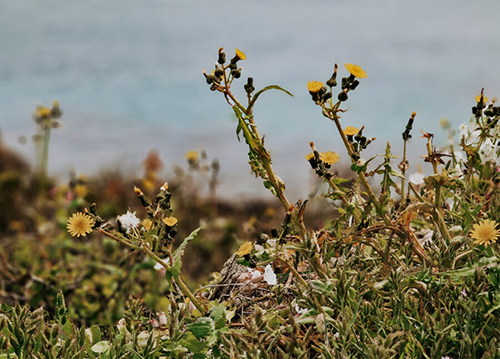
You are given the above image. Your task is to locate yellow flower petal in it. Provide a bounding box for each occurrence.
[470,219,499,246]
[307,81,324,93]
[305,152,315,161]
[67,212,94,237]
[36,106,52,118]
[344,63,367,79]
[163,217,178,227]
[475,94,488,103]
[344,126,360,136]
[142,218,153,231]
[235,241,254,256]
[320,151,340,165]
[235,48,246,60]
[185,150,199,162]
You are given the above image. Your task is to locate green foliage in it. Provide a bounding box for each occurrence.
[1,48,500,358]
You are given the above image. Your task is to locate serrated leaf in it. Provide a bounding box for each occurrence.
[170,228,201,278]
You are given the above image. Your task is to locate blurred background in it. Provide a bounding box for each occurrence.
[1,0,499,200]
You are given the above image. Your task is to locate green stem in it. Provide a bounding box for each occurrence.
[400,140,408,204]
[40,127,51,191]
[99,228,206,313]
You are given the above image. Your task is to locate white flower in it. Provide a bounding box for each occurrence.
[263,264,277,285]
[479,138,498,164]
[408,172,425,186]
[117,210,141,233]
[154,258,170,271]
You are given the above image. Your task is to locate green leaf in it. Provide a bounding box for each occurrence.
[249,85,293,110]
[209,303,227,330]
[170,228,201,278]
[187,317,214,339]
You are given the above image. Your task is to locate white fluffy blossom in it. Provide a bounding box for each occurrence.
[117,210,141,233]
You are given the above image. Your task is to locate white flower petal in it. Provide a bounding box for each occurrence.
[263,264,277,285]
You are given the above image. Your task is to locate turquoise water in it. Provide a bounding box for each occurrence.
[1,0,499,198]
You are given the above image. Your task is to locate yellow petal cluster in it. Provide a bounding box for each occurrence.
[475,94,488,103]
[235,241,254,256]
[470,219,499,246]
[67,212,95,237]
[307,81,324,93]
[163,217,178,227]
[185,150,199,162]
[36,106,52,118]
[344,63,367,78]
[320,151,340,165]
[344,126,360,136]
[235,48,246,60]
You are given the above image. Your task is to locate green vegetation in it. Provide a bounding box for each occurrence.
[1,48,499,358]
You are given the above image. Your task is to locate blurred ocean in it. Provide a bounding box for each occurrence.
[0,0,499,199]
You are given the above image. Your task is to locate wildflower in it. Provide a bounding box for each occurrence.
[36,106,52,118]
[305,152,315,161]
[142,218,153,231]
[479,138,498,164]
[235,48,246,61]
[264,264,277,285]
[475,94,488,103]
[117,210,141,233]
[344,126,360,136]
[185,150,199,166]
[344,63,367,79]
[408,172,425,186]
[163,216,178,227]
[235,241,254,256]
[154,258,170,271]
[470,219,500,246]
[160,182,169,191]
[74,184,88,198]
[307,81,324,93]
[320,151,340,165]
[67,212,95,237]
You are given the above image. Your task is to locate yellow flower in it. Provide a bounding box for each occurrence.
[344,126,360,136]
[67,212,95,237]
[235,241,254,256]
[36,106,52,118]
[185,150,199,162]
[235,48,246,60]
[475,94,488,103]
[142,218,153,231]
[344,63,367,78]
[74,184,88,199]
[305,152,315,161]
[470,219,500,246]
[163,216,178,227]
[307,81,324,93]
[320,151,340,165]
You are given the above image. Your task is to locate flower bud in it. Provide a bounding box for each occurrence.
[338,90,348,102]
[217,47,226,65]
[350,80,360,90]
[231,69,241,79]
[244,77,255,94]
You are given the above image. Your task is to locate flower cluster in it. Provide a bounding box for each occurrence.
[306,142,340,180]
[32,100,63,130]
[203,48,247,92]
[307,63,367,106]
